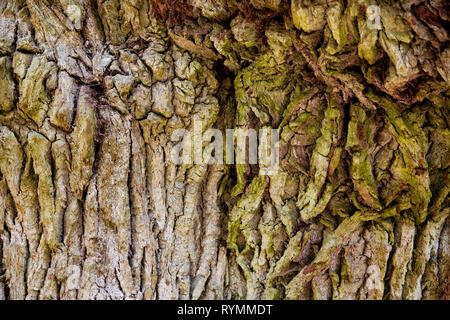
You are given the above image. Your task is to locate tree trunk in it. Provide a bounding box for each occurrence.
[0,0,449,300]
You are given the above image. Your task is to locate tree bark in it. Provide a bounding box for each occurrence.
[0,0,449,300]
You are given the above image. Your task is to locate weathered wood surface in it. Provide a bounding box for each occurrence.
[0,0,448,300]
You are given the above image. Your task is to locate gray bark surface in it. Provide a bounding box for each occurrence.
[0,0,449,300]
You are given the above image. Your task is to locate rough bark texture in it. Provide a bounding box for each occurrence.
[0,0,449,300]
